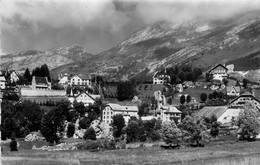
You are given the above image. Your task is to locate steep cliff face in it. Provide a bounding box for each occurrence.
[0,44,93,73]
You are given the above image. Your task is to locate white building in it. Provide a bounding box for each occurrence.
[197,106,242,124]
[10,71,19,83]
[0,76,6,89]
[159,106,182,123]
[102,103,138,125]
[70,74,91,87]
[153,71,170,84]
[208,64,228,81]
[58,73,69,85]
[68,91,100,106]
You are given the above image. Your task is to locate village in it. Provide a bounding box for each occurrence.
[1,61,260,156]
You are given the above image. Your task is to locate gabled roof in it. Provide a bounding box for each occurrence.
[107,103,138,112]
[161,106,182,113]
[230,92,260,104]
[197,106,228,119]
[35,77,49,85]
[226,86,240,93]
[0,76,6,81]
[74,91,95,100]
[209,64,228,72]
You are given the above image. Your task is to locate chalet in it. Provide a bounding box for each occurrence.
[32,76,51,90]
[153,71,170,84]
[102,103,138,125]
[69,74,91,87]
[159,106,182,123]
[226,86,240,97]
[229,92,260,109]
[197,106,242,124]
[208,64,228,81]
[10,70,19,83]
[0,76,6,89]
[68,91,100,106]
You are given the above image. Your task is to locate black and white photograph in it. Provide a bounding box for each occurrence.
[1,0,260,164]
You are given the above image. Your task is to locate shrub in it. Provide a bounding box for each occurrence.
[149,131,161,141]
[77,140,101,150]
[200,93,207,103]
[84,127,96,140]
[160,121,182,146]
[237,107,260,141]
[112,114,125,138]
[76,139,116,150]
[10,140,18,151]
[179,115,209,146]
[79,117,91,129]
[125,120,140,142]
[67,123,75,138]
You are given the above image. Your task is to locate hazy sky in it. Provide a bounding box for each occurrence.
[1,0,260,55]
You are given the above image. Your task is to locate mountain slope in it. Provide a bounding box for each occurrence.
[0,44,93,73]
[71,11,260,80]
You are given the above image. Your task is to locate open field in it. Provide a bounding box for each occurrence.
[2,140,260,165]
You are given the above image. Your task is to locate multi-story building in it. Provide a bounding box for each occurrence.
[159,106,182,123]
[153,72,171,84]
[69,74,91,87]
[0,76,6,89]
[208,64,228,81]
[10,70,19,83]
[102,103,138,125]
[229,92,260,109]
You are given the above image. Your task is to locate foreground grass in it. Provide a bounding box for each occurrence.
[2,140,260,165]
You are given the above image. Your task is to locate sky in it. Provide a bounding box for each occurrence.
[1,0,260,55]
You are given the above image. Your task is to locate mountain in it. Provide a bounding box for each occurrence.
[2,11,260,81]
[0,44,93,74]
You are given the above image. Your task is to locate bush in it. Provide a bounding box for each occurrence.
[149,131,161,141]
[84,127,96,140]
[179,115,209,146]
[125,120,140,143]
[77,140,101,150]
[76,139,116,151]
[160,121,182,146]
[237,107,260,141]
[67,123,75,138]
[112,114,125,138]
[79,117,91,129]
[10,140,18,151]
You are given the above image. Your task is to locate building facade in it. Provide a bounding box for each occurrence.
[159,106,182,123]
[0,76,6,89]
[68,91,100,106]
[229,92,260,109]
[153,72,171,84]
[208,64,228,81]
[102,103,138,125]
[69,75,91,87]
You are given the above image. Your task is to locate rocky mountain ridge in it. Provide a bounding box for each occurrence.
[1,11,260,81]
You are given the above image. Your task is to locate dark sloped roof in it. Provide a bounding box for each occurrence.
[209,64,228,72]
[197,106,228,119]
[35,77,48,85]
[230,92,260,104]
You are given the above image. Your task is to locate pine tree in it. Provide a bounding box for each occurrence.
[24,68,31,82]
